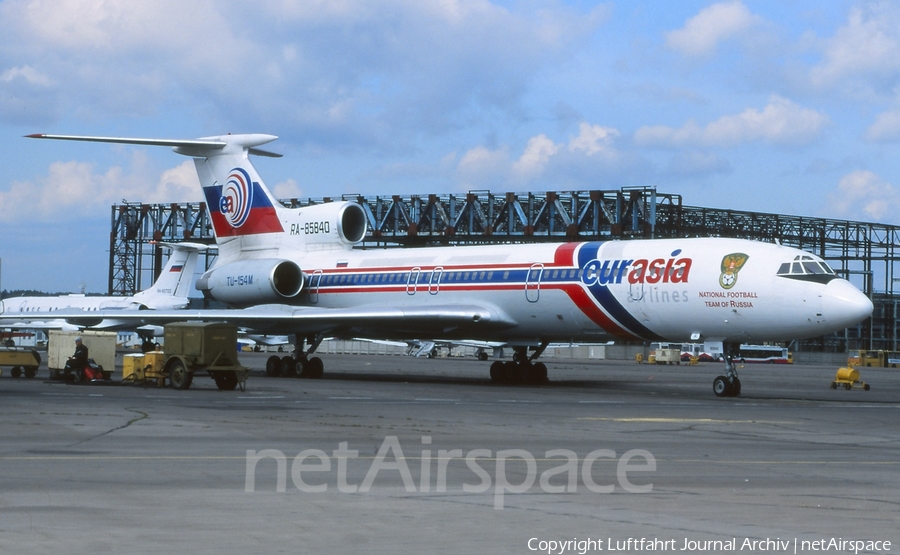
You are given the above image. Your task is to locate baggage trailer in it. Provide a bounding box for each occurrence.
[0,348,41,378]
[47,331,116,381]
[163,323,248,391]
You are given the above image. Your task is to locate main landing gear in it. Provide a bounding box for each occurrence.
[713,353,742,398]
[489,344,549,384]
[265,335,325,379]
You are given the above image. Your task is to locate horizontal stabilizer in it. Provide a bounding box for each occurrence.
[26,133,282,158]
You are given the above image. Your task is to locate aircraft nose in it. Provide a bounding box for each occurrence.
[822,279,873,328]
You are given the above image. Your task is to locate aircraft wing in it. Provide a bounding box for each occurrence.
[0,303,518,339]
[0,319,81,332]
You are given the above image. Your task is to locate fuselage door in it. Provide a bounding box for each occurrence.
[407,267,421,295]
[526,263,543,303]
[429,267,443,295]
[308,270,323,304]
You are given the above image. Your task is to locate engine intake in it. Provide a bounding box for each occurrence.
[196,259,304,306]
[293,201,368,248]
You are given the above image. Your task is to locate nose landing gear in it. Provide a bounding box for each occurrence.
[713,355,742,397]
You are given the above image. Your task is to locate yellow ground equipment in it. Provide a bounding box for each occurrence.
[831,367,870,391]
[122,352,168,386]
[0,347,41,378]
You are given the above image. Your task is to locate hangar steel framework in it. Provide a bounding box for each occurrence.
[108,188,898,351]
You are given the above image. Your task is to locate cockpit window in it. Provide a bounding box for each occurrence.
[777,255,836,284]
[802,261,827,274]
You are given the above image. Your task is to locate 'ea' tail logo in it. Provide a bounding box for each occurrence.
[220,168,254,228]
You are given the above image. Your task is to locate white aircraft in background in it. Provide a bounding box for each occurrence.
[14,133,873,396]
[1,242,205,345]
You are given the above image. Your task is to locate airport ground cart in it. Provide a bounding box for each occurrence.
[831,367,870,391]
[122,351,168,386]
[652,348,681,365]
[0,347,41,378]
[163,323,248,391]
[47,330,116,381]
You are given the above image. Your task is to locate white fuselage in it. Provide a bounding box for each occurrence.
[258,237,870,344]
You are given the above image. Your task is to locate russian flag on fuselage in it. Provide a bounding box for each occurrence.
[203,167,284,237]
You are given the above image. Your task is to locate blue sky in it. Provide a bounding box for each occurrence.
[2,0,900,292]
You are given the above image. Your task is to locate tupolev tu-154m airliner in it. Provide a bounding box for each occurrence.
[11,133,873,396]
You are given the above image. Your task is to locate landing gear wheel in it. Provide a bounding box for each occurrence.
[489,361,504,382]
[265,355,282,377]
[730,377,741,397]
[713,375,733,397]
[503,361,521,383]
[281,356,297,378]
[478,351,488,361]
[532,362,548,383]
[169,360,192,390]
[214,372,238,391]
[305,357,324,379]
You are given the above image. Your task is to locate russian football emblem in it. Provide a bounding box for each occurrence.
[719,253,748,289]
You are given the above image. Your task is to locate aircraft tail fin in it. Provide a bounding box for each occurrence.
[130,242,206,309]
[28,133,286,238]
[28,133,367,268]
[28,133,289,253]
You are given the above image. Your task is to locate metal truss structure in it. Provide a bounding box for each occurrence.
[109,188,899,351]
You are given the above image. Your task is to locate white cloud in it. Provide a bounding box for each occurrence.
[456,146,511,189]
[512,135,560,179]
[0,158,198,224]
[1,65,53,87]
[827,170,900,221]
[864,109,900,142]
[567,123,619,156]
[665,1,761,57]
[457,122,626,189]
[634,96,828,148]
[272,179,303,200]
[0,0,606,141]
[809,4,900,90]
